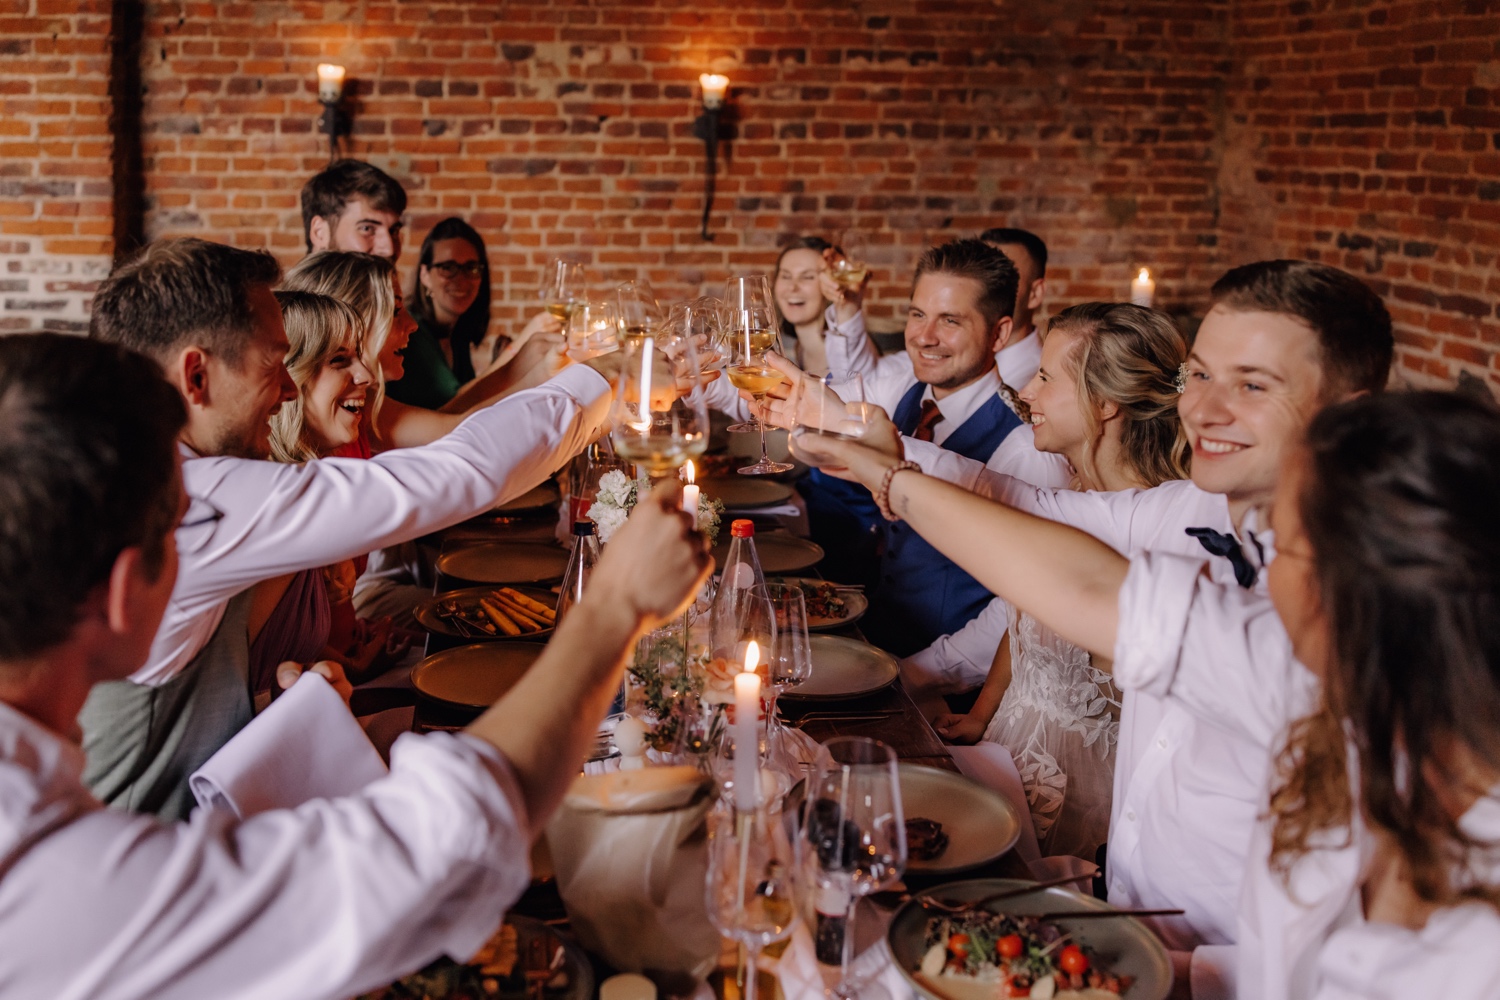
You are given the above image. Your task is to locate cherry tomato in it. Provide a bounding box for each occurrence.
[946,933,971,956]
[997,933,1024,959]
[1059,944,1090,976]
[1005,979,1031,998]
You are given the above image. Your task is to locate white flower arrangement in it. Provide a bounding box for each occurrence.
[588,469,724,544]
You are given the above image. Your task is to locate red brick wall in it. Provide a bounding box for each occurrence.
[1220,0,1500,392]
[135,0,1231,332]
[0,0,114,334]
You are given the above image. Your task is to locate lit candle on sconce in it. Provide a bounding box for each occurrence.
[733,641,761,812]
[1130,267,1156,308]
[680,460,699,516]
[316,63,346,104]
[699,73,729,111]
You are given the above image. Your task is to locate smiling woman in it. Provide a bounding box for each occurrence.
[268,290,372,463]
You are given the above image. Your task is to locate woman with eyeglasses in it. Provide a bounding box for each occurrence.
[389,217,561,410]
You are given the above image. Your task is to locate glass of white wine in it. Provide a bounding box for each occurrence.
[723,275,793,475]
[566,300,619,360]
[540,259,589,323]
[608,331,709,481]
[669,297,725,377]
[829,230,870,292]
[616,279,665,344]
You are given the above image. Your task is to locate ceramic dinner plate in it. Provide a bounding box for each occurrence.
[887,879,1173,1000]
[492,480,560,514]
[711,532,824,575]
[411,641,547,710]
[436,541,570,585]
[773,577,868,632]
[897,763,1022,874]
[781,634,898,700]
[700,476,793,509]
[413,585,557,640]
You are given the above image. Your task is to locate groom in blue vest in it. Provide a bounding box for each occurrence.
[800,239,1043,656]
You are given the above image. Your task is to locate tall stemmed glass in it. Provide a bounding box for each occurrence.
[751,583,812,773]
[705,800,799,1000]
[723,274,793,475]
[829,230,870,292]
[608,332,709,481]
[565,300,619,360]
[540,259,589,323]
[800,737,907,1000]
[616,279,666,343]
[670,297,726,378]
[786,372,872,474]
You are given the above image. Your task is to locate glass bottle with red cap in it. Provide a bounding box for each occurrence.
[709,518,770,666]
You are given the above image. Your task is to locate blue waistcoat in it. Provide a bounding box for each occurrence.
[863,380,1024,656]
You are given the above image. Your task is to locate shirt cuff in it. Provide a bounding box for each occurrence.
[823,303,865,339]
[1113,551,1209,698]
[1191,945,1238,1000]
[547,360,613,404]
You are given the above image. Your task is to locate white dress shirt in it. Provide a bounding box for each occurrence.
[0,700,532,1000]
[138,364,611,687]
[1116,551,1500,1000]
[826,320,1044,393]
[897,468,1263,997]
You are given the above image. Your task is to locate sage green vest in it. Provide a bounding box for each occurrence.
[79,590,255,822]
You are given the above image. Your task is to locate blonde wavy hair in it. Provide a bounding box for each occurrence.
[281,251,395,420]
[267,290,365,464]
[1046,302,1191,489]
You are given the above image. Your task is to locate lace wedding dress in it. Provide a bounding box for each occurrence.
[983,612,1120,859]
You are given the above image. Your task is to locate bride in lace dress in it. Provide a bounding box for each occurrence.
[934,302,1190,858]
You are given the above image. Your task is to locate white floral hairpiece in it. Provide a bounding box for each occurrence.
[1175,362,1189,394]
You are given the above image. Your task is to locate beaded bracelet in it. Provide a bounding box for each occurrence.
[875,461,922,522]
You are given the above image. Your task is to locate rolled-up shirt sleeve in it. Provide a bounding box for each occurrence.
[821,305,878,377]
[902,596,1015,695]
[1,731,533,1000]
[1114,552,1316,752]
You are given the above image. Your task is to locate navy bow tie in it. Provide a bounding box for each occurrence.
[1185,527,1258,589]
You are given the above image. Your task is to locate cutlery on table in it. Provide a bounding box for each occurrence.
[918,871,1104,914]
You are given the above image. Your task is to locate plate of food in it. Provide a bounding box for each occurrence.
[362,913,592,1000]
[899,764,1023,875]
[888,879,1172,1000]
[774,577,868,632]
[411,642,547,711]
[415,586,557,640]
[436,541,570,586]
[781,634,899,700]
[700,476,794,509]
[711,532,824,575]
[492,480,561,515]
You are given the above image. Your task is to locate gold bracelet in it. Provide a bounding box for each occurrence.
[875,461,922,522]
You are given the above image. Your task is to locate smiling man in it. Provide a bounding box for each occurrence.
[805,259,1394,1000]
[301,159,407,262]
[803,239,1070,655]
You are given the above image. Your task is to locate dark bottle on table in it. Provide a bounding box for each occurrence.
[555,520,600,624]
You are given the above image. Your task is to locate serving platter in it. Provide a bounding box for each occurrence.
[411,641,547,711]
[413,585,557,641]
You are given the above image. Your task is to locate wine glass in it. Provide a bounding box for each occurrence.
[723,275,793,475]
[799,737,906,1000]
[705,800,799,1000]
[540,259,589,323]
[616,279,665,343]
[670,297,726,378]
[751,583,813,778]
[829,230,870,292]
[787,371,872,473]
[566,300,619,360]
[608,332,709,481]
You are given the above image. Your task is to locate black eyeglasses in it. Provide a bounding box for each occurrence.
[429,261,484,280]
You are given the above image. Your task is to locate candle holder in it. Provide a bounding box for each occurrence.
[693,73,731,241]
[316,63,351,163]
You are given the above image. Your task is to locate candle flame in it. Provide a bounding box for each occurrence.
[317,63,345,83]
[682,460,695,484]
[742,641,759,673]
[1137,267,1150,281]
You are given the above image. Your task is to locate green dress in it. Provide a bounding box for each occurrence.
[386,315,475,410]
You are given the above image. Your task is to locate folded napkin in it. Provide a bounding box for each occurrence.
[189,672,389,819]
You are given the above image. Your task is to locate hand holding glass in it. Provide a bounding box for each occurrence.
[607,333,709,480]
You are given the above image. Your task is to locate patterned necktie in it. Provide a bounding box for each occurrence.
[1185,527,1257,589]
[913,399,945,442]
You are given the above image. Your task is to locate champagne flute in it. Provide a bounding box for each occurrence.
[799,737,906,1000]
[751,583,812,774]
[608,332,709,481]
[723,274,793,475]
[830,230,870,291]
[540,259,589,322]
[787,371,872,473]
[705,800,799,1000]
[616,279,665,343]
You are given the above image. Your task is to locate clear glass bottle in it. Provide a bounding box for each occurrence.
[709,518,768,663]
[555,520,600,624]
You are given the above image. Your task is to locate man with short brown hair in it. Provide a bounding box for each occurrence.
[301,159,407,261]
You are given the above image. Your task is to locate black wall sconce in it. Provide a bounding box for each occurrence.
[693,73,729,241]
[317,63,351,162]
